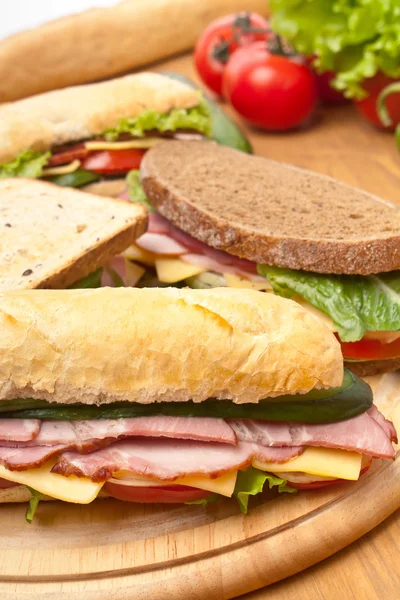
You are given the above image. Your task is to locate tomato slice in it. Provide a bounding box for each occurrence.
[81,149,146,175]
[48,143,89,166]
[103,482,212,503]
[340,336,400,361]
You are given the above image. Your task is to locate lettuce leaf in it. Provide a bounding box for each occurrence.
[126,170,153,211]
[69,268,103,289]
[185,494,220,507]
[0,150,50,179]
[103,99,211,141]
[258,265,400,342]
[270,0,400,98]
[234,467,296,514]
[25,487,42,524]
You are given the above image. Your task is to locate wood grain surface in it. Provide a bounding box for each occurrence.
[1,53,399,600]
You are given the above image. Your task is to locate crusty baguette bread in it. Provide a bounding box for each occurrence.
[0,0,269,103]
[0,73,201,165]
[0,179,147,291]
[141,141,400,275]
[0,287,342,405]
[346,358,400,378]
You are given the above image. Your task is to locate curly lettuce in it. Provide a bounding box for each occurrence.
[270,0,400,98]
[258,265,400,342]
[126,170,153,211]
[25,487,42,524]
[0,150,50,179]
[103,98,212,140]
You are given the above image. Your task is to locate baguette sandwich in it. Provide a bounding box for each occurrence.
[124,140,400,376]
[0,178,147,291]
[0,287,395,521]
[0,73,211,190]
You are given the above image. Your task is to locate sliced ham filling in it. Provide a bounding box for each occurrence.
[0,408,395,485]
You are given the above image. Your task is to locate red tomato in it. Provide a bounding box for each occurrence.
[354,72,400,130]
[48,143,88,166]
[103,482,212,503]
[194,12,270,97]
[223,42,317,131]
[306,57,349,104]
[340,336,400,361]
[81,149,146,175]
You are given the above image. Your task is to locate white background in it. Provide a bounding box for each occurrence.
[1,0,117,40]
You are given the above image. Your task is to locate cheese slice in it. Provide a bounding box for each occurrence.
[224,273,272,291]
[112,470,237,497]
[124,259,145,287]
[122,243,160,266]
[0,460,103,503]
[85,138,164,151]
[155,258,205,283]
[41,159,81,177]
[253,447,362,481]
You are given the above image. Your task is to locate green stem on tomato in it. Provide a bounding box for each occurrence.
[377,82,400,127]
[396,124,400,151]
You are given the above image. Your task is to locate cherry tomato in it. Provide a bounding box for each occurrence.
[354,72,400,130]
[48,143,88,166]
[223,42,318,131]
[81,149,146,175]
[103,483,212,503]
[306,57,349,104]
[194,12,270,97]
[340,336,400,361]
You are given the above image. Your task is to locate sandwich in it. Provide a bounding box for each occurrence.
[0,178,147,291]
[0,0,269,102]
[124,140,400,376]
[0,73,211,190]
[0,287,395,522]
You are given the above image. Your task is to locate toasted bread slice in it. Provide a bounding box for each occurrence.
[141,140,400,275]
[0,178,147,291]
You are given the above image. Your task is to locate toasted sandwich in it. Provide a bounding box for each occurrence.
[0,178,147,291]
[0,73,210,189]
[124,140,400,376]
[0,287,395,521]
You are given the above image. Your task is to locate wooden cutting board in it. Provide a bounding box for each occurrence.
[0,374,398,600]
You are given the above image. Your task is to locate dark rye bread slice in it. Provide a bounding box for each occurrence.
[141,140,400,275]
[345,357,400,378]
[0,178,147,291]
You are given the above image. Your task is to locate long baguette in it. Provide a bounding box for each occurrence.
[0,0,270,103]
[0,287,342,405]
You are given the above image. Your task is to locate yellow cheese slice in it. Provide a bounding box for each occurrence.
[293,295,336,332]
[224,273,272,291]
[155,258,206,283]
[85,138,164,151]
[124,259,145,287]
[41,159,81,177]
[0,460,103,503]
[122,243,160,266]
[113,470,237,497]
[253,447,362,481]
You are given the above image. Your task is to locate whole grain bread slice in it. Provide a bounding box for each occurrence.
[141,140,400,275]
[0,178,147,291]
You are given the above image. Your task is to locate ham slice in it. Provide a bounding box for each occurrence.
[251,445,304,463]
[1,416,235,448]
[51,439,254,482]
[0,419,40,442]
[135,233,187,255]
[0,445,66,470]
[368,405,398,443]
[230,408,396,460]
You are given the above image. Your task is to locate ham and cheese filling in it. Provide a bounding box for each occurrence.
[0,408,396,503]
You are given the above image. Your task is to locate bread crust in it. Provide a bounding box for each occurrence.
[0,0,269,103]
[0,178,147,291]
[0,287,342,405]
[141,141,400,275]
[346,358,400,377]
[0,73,200,164]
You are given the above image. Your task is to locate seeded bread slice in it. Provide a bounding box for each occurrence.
[0,178,147,291]
[141,140,400,275]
